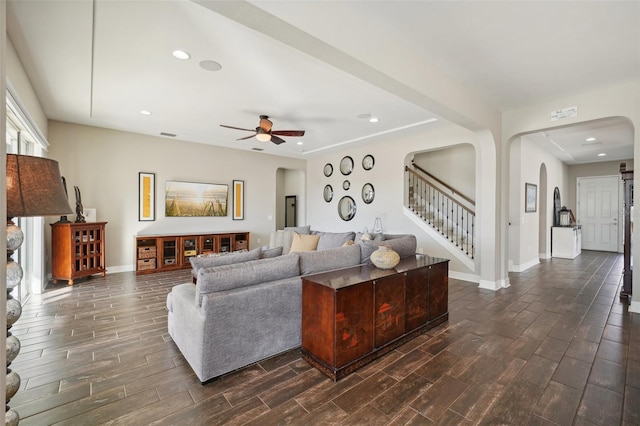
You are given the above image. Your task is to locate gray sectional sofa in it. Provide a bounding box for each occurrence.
[166,229,417,383]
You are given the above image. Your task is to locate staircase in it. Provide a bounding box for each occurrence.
[405,164,475,260]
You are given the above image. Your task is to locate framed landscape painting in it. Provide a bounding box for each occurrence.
[165,180,228,217]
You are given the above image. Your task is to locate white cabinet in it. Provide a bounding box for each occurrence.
[552,226,582,259]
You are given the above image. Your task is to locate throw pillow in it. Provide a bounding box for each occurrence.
[289,232,320,252]
[261,246,284,259]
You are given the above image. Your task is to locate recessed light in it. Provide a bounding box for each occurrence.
[172,50,191,60]
[586,137,597,142]
[140,110,152,116]
[199,60,222,72]
[597,153,606,157]
[297,141,303,145]
[369,117,379,123]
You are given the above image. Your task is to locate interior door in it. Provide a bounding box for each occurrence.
[285,196,297,227]
[578,176,619,252]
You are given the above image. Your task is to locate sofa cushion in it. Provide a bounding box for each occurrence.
[311,231,356,251]
[189,247,262,278]
[284,225,311,234]
[261,246,283,259]
[195,253,300,306]
[299,244,361,275]
[269,230,297,254]
[290,232,320,252]
[358,235,417,264]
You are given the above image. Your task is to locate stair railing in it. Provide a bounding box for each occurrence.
[405,165,475,259]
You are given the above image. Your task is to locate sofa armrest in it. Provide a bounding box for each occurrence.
[167,284,207,378]
[197,277,302,380]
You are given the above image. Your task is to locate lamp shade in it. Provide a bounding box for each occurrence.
[6,154,73,218]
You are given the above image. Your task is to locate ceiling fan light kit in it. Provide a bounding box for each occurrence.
[220,115,305,145]
[256,132,271,142]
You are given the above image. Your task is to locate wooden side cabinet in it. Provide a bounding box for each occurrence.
[51,222,107,285]
[302,255,449,380]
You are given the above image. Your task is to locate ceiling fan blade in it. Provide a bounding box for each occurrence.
[270,135,286,145]
[236,133,257,141]
[220,124,256,132]
[259,116,273,132]
[272,130,305,137]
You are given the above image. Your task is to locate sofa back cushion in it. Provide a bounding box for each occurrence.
[299,243,361,275]
[195,253,300,306]
[189,247,262,277]
[358,235,417,264]
[269,226,312,254]
[312,231,356,251]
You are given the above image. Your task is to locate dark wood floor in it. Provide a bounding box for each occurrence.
[9,250,640,425]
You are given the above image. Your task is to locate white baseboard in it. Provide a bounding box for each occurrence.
[449,271,480,283]
[509,258,540,273]
[629,300,640,313]
[478,278,510,291]
[106,264,135,274]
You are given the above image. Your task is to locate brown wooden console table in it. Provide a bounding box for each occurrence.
[301,255,449,381]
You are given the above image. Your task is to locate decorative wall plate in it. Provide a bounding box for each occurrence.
[323,184,334,202]
[340,156,354,175]
[362,154,375,170]
[338,196,357,221]
[323,163,333,177]
[362,183,375,204]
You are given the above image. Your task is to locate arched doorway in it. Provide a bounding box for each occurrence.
[539,163,548,258]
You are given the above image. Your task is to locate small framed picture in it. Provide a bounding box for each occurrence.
[139,172,156,221]
[233,180,244,220]
[525,183,537,213]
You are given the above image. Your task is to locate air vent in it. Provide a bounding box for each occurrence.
[160,132,177,137]
[251,147,264,151]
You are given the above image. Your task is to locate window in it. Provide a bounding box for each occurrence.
[6,93,49,300]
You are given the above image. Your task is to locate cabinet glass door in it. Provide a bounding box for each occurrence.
[160,238,178,268]
[182,237,198,265]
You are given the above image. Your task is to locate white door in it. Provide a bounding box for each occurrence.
[577,176,619,252]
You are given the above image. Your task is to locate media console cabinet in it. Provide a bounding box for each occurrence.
[302,255,449,381]
[134,231,249,274]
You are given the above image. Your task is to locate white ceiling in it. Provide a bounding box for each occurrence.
[6,0,639,162]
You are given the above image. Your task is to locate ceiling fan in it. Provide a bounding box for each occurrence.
[220,115,305,145]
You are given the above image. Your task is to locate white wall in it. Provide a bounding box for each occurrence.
[47,121,306,271]
[6,38,47,138]
[306,120,478,276]
[508,135,569,271]
[412,144,476,202]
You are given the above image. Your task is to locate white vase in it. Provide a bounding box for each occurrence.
[370,245,400,269]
